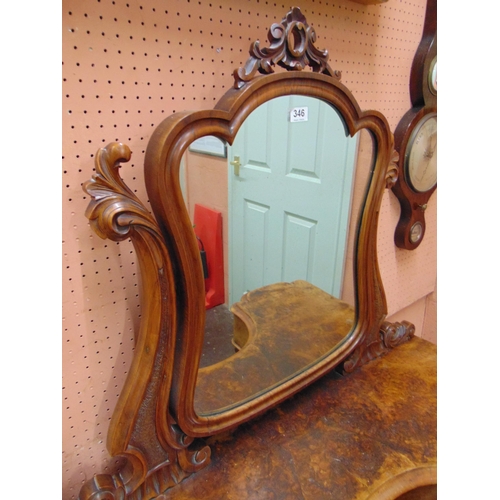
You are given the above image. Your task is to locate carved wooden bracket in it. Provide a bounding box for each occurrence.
[233,7,340,89]
[343,320,415,373]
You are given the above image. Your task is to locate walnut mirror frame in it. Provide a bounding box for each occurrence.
[80,7,414,500]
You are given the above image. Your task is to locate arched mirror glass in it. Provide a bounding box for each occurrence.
[178,96,376,415]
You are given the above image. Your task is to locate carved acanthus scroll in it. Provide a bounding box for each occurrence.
[343,320,415,373]
[234,7,340,88]
[81,143,210,500]
[381,321,415,348]
[84,143,160,243]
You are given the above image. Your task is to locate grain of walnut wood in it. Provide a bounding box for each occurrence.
[157,337,437,500]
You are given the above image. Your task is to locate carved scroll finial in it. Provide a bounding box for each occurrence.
[234,7,340,89]
[83,142,160,243]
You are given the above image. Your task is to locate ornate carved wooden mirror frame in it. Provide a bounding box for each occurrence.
[80,7,414,499]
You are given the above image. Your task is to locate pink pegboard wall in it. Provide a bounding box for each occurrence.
[62,0,434,498]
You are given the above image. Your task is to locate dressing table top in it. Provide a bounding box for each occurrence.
[163,336,437,500]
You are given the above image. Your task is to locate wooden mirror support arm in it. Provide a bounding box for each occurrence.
[80,143,211,500]
[342,150,416,372]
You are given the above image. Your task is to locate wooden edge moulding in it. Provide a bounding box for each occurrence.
[79,7,416,500]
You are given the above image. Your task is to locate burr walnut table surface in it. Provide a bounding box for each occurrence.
[162,336,437,500]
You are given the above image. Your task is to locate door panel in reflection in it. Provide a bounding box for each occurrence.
[229,95,358,304]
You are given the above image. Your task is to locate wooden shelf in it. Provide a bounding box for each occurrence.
[349,0,389,5]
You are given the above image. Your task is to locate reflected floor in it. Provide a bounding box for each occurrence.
[200,304,236,368]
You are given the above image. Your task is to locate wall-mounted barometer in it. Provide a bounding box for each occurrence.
[391,0,437,250]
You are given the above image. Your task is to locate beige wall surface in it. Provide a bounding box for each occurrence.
[62,0,436,497]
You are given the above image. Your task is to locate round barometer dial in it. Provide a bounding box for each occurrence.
[410,222,423,244]
[405,113,437,193]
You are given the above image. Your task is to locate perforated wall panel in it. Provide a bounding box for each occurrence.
[62,0,435,497]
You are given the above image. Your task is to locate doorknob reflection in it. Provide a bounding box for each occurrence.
[230,155,241,176]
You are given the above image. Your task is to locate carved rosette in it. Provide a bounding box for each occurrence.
[234,7,340,88]
[343,320,415,373]
[80,143,210,500]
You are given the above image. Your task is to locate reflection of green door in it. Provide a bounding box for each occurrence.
[228,96,358,305]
